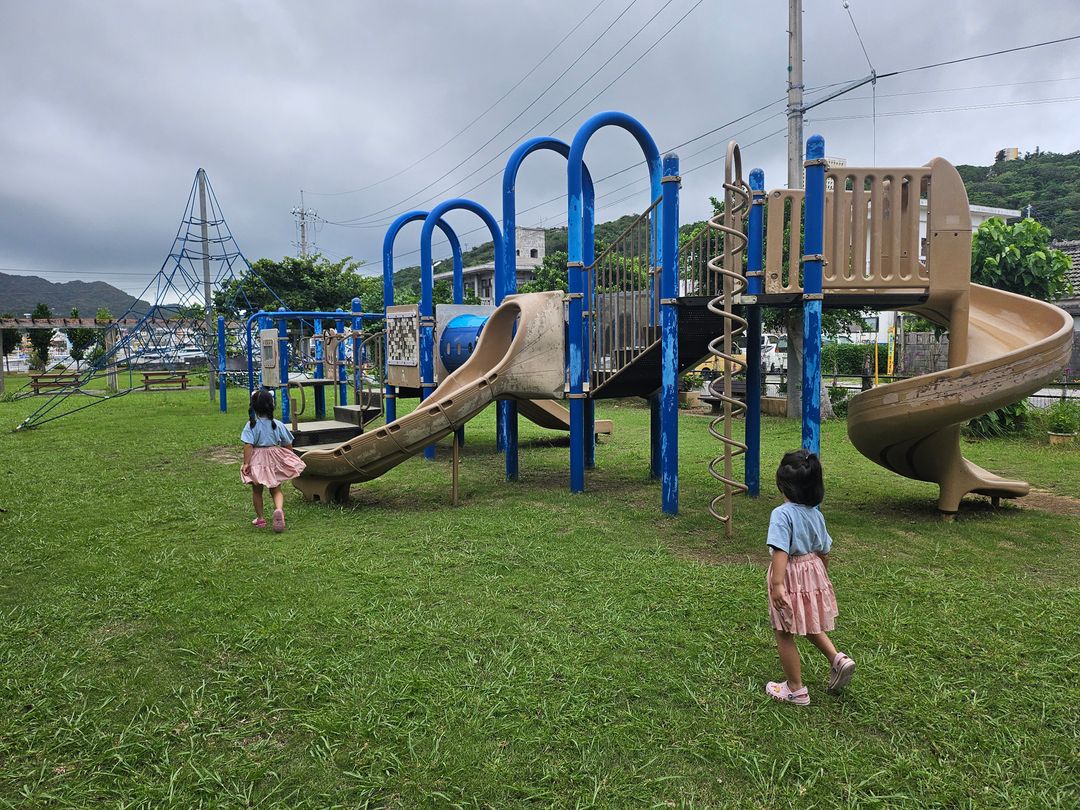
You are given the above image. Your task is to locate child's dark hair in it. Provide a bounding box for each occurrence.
[776,449,824,506]
[249,389,277,430]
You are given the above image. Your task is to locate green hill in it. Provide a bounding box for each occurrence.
[956,150,1080,241]
[0,271,150,317]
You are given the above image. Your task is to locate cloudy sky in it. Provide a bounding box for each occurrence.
[2,0,1079,298]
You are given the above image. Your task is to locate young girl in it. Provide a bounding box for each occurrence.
[240,389,306,533]
[764,449,855,705]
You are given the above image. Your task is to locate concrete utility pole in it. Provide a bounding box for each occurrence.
[292,191,317,258]
[787,0,804,192]
[785,0,806,418]
[197,169,216,400]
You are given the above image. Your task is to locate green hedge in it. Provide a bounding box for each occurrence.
[821,343,888,376]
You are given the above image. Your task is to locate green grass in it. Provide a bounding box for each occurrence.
[1,389,1078,807]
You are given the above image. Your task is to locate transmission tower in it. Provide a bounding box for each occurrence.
[292,191,318,257]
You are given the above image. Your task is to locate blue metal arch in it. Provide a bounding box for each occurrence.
[382,210,464,310]
[419,199,505,464]
[564,111,664,494]
[381,211,464,424]
[500,137,598,477]
[501,137,596,301]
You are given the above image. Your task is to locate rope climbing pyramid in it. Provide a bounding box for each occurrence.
[14,169,283,430]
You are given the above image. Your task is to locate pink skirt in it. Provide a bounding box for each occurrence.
[767,553,839,635]
[241,445,307,488]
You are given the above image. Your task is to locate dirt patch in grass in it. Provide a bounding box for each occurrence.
[1018,489,1080,517]
[201,445,239,465]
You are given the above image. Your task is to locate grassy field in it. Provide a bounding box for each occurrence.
[0,387,1078,807]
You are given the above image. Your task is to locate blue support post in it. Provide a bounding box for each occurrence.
[247,315,260,394]
[352,298,362,406]
[802,136,826,455]
[658,154,680,515]
[745,168,766,496]
[335,308,348,408]
[217,315,227,412]
[313,316,326,418]
[583,181,597,470]
[277,308,290,423]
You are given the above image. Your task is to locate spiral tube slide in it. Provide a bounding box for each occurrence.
[846,284,1073,513]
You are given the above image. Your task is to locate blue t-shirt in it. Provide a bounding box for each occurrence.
[241,417,294,448]
[766,501,832,557]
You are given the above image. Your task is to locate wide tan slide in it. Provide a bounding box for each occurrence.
[293,291,571,503]
[517,399,613,435]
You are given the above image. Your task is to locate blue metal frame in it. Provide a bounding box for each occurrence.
[381,211,463,424]
[351,297,362,406]
[217,315,227,412]
[658,153,681,515]
[745,167,766,496]
[314,316,326,418]
[802,135,826,454]
[566,111,664,494]
[420,199,505,466]
[502,137,597,479]
[277,307,290,422]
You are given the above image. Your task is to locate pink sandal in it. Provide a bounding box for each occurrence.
[766,680,810,706]
[272,509,285,533]
[252,518,267,529]
[828,653,856,694]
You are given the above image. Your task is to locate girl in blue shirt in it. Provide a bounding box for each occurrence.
[240,389,306,533]
[764,449,855,705]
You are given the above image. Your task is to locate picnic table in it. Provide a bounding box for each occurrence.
[142,370,189,391]
[29,372,80,394]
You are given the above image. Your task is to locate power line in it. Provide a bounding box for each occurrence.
[333,0,645,224]
[809,94,1080,122]
[886,33,1080,78]
[553,0,708,132]
[304,0,610,198]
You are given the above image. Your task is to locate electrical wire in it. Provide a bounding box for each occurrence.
[809,94,1080,122]
[304,0,610,198]
[332,0,646,224]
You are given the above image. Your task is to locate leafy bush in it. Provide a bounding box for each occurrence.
[965,401,1029,438]
[679,371,704,392]
[828,386,852,417]
[1040,400,1080,435]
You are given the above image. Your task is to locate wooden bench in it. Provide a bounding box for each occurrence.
[701,379,748,413]
[29,372,80,394]
[142,370,189,391]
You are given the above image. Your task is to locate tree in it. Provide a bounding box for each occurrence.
[65,307,97,371]
[86,308,114,367]
[1,313,18,374]
[27,303,54,371]
[214,254,380,316]
[520,250,569,293]
[970,217,1072,301]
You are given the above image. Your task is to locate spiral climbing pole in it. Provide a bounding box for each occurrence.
[706,142,750,537]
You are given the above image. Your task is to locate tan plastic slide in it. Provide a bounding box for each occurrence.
[517,399,613,435]
[293,291,570,503]
[844,161,1073,512]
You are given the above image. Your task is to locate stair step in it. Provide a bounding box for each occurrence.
[293,441,348,455]
[290,419,365,447]
[334,403,383,426]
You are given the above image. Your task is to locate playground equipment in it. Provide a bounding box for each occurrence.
[242,304,386,447]
[721,134,1074,520]
[14,169,281,431]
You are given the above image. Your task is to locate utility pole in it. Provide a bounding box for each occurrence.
[785,0,806,418]
[197,168,216,400]
[787,0,804,192]
[292,191,317,258]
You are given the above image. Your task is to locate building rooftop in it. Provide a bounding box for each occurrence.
[1051,240,1080,297]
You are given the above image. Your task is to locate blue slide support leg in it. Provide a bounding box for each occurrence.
[658,154,680,515]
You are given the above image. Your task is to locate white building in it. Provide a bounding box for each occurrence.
[433,227,545,305]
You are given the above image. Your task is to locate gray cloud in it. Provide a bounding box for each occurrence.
[1,0,1078,297]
